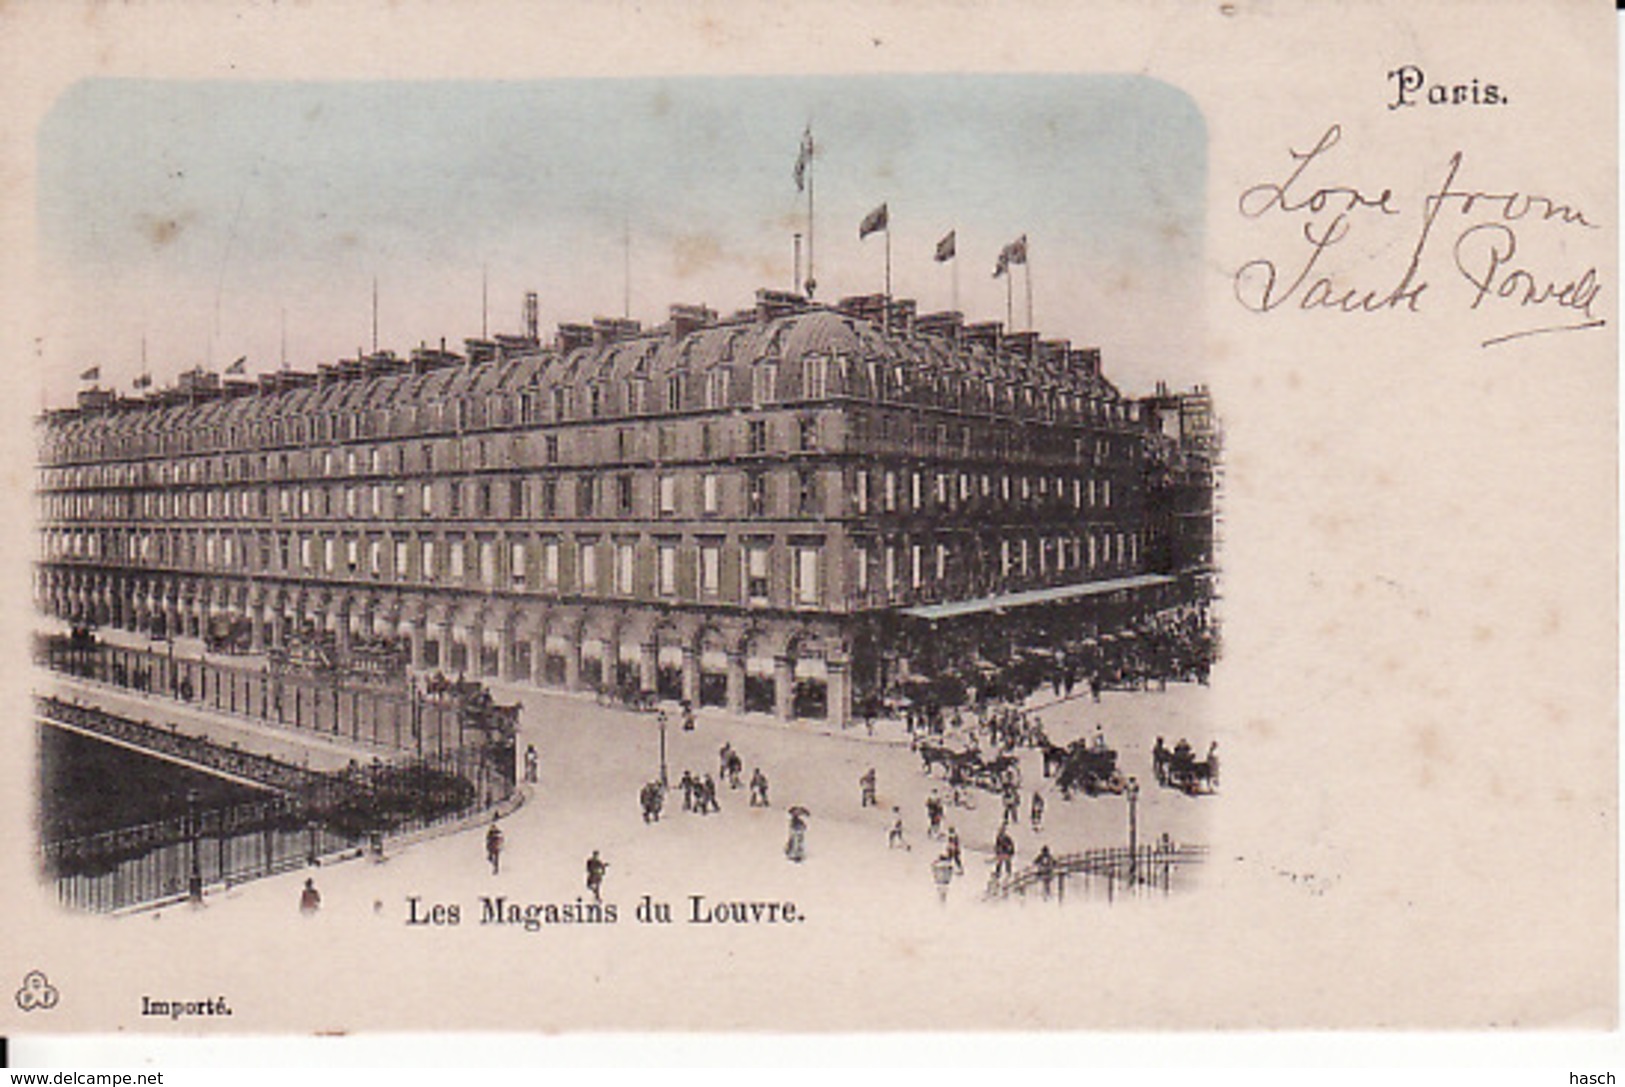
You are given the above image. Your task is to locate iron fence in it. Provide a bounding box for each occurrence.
[986,843,1208,903]
[37,638,462,757]
[37,693,516,914]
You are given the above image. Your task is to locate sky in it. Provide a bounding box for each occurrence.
[36,74,1206,408]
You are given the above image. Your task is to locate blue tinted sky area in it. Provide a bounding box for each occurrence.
[38,75,1206,405]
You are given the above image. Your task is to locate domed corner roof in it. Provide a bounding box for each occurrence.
[776,308,866,364]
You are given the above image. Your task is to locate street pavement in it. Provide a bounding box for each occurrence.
[121,668,1215,924]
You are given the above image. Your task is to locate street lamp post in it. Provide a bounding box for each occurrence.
[186,788,203,905]
[657,709,669,788]
[1125,776,1140,887]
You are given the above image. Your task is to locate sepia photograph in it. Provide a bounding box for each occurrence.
[0,0,1615,1046]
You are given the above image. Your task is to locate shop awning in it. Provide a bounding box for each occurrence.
[898,573,1175,622]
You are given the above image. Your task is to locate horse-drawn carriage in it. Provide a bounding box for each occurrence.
[1153,739,1219,795]
[914,740,1021,793]
[1040,736,1127,799]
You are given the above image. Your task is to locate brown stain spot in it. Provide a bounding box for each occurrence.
[1541,607,1562,636]
[1247,716,1275,739]
[673,233,724,278]
[1285,369,1301,390]
[1158,219,1188,246]
[1412,723,1448,766]
[648,91,672,118]
[139,213,192,248]
[1472,624,1493,644]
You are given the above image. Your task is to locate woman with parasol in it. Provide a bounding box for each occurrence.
[785,805,810,863]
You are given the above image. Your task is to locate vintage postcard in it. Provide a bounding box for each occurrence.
[0,0,1613,1035]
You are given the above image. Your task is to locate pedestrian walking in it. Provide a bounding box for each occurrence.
[701,774,720,814]
[887,807,910,851]
[1030,790,1045,833]
[931,852,956,904]
[749,767,770,807]
[926,793,944,838]
[946,827,963,874]
[299,877,321,915]
[1034,845,1056,899]
[993,825,1015,881]
[485,817,504,875]
[679,770,696,812]
[524,743,539,784]
[681,701,695,731]
[585,850,608,902]
[859,767,877,808]
[1002,785,1021,825]
[785,807,809,863]
[640,780,665,823]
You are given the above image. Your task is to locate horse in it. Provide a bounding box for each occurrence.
[915,740,965,778]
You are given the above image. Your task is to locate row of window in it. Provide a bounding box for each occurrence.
[41,462,1129,525]
[43,524,1142,608]
[39,415,823,491]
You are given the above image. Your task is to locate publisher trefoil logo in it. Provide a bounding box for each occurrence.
[16,969,60,1012]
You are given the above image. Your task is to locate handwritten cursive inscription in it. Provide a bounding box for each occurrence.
[1235,124,1605,347]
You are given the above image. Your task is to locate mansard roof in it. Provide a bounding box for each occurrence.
[41,299,1135,463]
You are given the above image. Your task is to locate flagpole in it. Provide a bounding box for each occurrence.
[884,222,892,334]
[952,247,960,315]
[1005,271,1013,331]
[806,152,816,299]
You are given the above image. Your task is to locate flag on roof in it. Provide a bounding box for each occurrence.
[793,125,814,192]
[225,356,247,375]
[133,373,152,390]
[993,234,1028,277]
[934,231,956,262]
[78,366,99,382]
[859,203,889,240]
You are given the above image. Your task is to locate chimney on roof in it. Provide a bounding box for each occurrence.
[1001,330,1038,360]
[668,304,717,340]
[1068,347,1102,379]
[835,294,887,326]
[888,298,916,334]
[962,322,1003,352]
[916,311,964,341]
[754,289,808,322]
[1038,339,1070,369]
[555,323,594,354]
[592,317,642,348]
[524,291,540,344]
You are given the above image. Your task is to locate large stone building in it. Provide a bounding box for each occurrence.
[36,289,1210,727]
